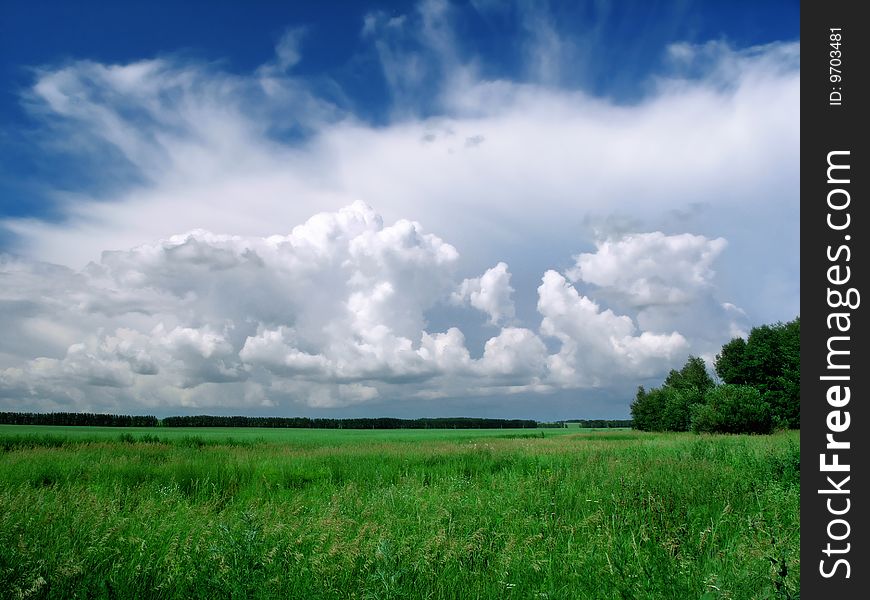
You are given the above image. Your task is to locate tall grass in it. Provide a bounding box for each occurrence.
[0,428,799,599]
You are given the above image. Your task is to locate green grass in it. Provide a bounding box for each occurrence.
[0,426,799,599]
[0,424,570,447]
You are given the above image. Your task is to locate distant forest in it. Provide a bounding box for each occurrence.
[562,419,634,428]
[0,412,159,428]
[0,413,637,430]
[0,413,540,430]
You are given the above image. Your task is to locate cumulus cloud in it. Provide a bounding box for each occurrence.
[567,232,727,307]
[565,231,749,364]
[537,270,688,387]
[1,203,463,409]
[0,204,714,412]
[452,262,516,325]
[476,327,547,380]
[0,203,459,409]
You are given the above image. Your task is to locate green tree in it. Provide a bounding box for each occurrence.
[630,386,665,431]
[631,355,714,432]
[714,317,800,428]
[691,384,773,434]
[714,337,748,384]
[661,387,705,432]
[665,355,716,393]
[653,355,714,431]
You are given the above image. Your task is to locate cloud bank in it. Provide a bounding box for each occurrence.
[1,203,726,412]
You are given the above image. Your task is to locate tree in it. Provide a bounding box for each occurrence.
[665,355,716,394]
[632,356,713,432]
[661,387,704,432]
[714,337,748,384]
[691,384,773,434]
[714,317,800,428]
[632,319,799,435]
[630,386,665,431]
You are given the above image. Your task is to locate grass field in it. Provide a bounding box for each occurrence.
[0,426,799,599]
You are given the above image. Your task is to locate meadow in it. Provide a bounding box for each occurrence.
[0,426,799,599]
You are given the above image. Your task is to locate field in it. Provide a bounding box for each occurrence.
[0,426,799,599]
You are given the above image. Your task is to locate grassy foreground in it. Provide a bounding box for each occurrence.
[0,427,799,599]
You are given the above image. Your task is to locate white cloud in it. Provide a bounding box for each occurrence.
[418,328,472,373]
[476,327,547,380]
[567,232,727,307]
[565,231,750,363]
[5,38,798,287]
[270,28,306,73]
[537,270,688,387]
[453,262,516,325]
[0,204,710,412]
[0,204,463,409]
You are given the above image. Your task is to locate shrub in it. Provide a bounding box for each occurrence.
[661,387,704,432]
[631,356,712,432]
[691,384,773,434]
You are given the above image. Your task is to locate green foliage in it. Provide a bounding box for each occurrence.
[635,318,799,434]
[664,355,716,394]
[630,386,663,431]
[162,415,540,429]
[0,426,800,599]
[631,355,712,432]
[0,411,158,427]
[691,385,773,434]
[714,337,748,384]
[715,317,800,428]
[563,419,634,428]
[661,387,705,432]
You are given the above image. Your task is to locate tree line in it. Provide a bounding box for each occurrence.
[631,317,799,434]
[163,416,538,429]
[564,419,634,428]
[0,412,158,427]
[0,412,537,430]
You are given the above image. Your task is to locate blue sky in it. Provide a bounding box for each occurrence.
[0,0,798,223]
[0,0,799,418]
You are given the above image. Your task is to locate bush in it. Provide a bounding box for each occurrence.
[631,356,712,432]
[691,384,773,434]
[661,387,704,432]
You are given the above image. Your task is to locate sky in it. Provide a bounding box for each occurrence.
[0,0,800,419]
